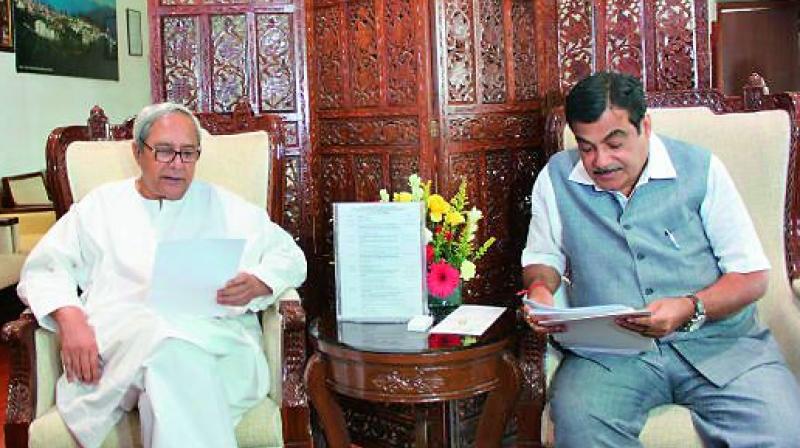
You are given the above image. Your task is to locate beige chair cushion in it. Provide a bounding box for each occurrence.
[0,254,25,289]
[65,130,271,209]
[548,107,796,447]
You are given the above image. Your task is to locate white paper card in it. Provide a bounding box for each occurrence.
[430,305,505,336]
[148,238,245,317]
[334,202,427,322]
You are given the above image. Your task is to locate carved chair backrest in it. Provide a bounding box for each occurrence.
[46,102,286,222]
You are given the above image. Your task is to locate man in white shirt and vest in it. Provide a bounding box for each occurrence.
[18,102,307,448]
[522,72,800,446]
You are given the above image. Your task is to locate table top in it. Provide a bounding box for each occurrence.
[310,307,517,355]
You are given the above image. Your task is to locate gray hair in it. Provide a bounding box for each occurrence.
[132,102,202,149]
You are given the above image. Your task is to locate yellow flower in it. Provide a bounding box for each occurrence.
[460,260,476,280]
[393,191,414,202]
[445,211,464,225]
[427,194,450,222]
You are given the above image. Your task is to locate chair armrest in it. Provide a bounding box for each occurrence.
[260,288,311,445]
[2,312,39,441]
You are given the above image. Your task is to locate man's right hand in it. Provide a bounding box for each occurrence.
[522,282,566,334]
[52,306,101,384]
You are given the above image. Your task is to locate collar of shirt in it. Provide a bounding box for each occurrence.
[567,134,676,194]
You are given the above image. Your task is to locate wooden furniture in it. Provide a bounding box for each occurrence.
[541,75,800,446]
[305,310,523,447]
[1,103,312,448]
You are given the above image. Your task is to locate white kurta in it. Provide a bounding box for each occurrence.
[17,178,307,448]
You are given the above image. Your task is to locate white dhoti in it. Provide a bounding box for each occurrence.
[56,303,269,448]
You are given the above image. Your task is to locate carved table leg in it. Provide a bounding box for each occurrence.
[303,352,351,447]
[475,351,521,448]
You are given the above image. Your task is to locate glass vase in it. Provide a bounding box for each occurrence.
[428,281,462,321]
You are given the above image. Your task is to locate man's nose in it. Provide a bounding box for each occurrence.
[594,147,613,167]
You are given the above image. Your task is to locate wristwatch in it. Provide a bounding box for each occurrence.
[679,293,706,332]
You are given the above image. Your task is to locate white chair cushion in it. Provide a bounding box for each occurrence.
[65,130,271,209]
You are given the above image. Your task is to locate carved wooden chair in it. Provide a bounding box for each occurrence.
[540,74,800,447]
[1,102,312,448]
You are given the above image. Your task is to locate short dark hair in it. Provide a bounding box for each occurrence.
[565,71,646,133]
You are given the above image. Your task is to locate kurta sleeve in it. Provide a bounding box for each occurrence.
[17,205,88,332]
[243,218,307,312]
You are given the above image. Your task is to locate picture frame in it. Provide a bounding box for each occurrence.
[0,0,13,52]
[126,8,142,57]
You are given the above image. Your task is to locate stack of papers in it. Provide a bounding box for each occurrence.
[524,300,655,355]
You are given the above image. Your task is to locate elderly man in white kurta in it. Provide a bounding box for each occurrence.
[17,102,307,448]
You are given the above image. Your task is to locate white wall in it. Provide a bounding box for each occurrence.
[0,0,151,178]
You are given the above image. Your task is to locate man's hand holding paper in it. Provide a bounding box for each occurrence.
[616,296,696,338]
[216,272,273,306]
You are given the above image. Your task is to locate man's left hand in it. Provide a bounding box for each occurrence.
[217,272,273,306]
[616,297,694,338]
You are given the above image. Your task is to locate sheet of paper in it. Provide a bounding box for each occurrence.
[334,202,427,322]
[430,305,506,336]
[148,238,245,317]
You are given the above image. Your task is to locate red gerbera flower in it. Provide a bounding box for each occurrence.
[427,260,460,298]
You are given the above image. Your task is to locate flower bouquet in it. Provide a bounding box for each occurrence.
[380,174,495,314]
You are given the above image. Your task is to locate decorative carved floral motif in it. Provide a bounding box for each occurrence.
[372,368,446,394]
[557,0,593,92]
[655,0,696,90]
[211,15,248,112]
[445,0,476,103]
[511,0,537,101]
[256,14,297,112]
[284,121,299,147]
[283,156,301,239]
[606,0,643,77]
[319,117,419,147]
[386,0,417,106]
[355,155,384,201]
[349,0,380,107]
[390,156,420,194]
[448,114,538,141]
[163,16,202,110]
[315,6,344,109]
[478,0,507,103]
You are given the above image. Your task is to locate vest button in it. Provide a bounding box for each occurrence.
[644,288,654,295]
[622,224,631,230]
[637,253,645,260]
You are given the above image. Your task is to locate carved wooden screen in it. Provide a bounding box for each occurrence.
[147,0,310,246]
[552,0,711,92]
[433,0,545,304]
[306,0,437,313]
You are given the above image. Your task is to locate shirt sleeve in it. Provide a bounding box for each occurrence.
[243,216,308,312]
[701,155,770,273]
[17,206,87,332]
[521,167,566,275]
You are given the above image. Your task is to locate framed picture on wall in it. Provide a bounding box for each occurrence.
[0,0,13,52]
[14,0,119,80]
[126,8,142,57]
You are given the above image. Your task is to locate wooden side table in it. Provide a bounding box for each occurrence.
[304,310,521,447]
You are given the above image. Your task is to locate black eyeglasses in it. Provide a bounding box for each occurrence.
[141,141,201,164]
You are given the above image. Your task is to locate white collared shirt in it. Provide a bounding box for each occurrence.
[521,134,769,275]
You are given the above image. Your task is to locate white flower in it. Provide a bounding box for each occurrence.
[379,189,390,202]
[423,227,433,244]
[460,260,476,281]
[408,174,424,200]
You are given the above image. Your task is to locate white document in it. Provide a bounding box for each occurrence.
[337,322,429,352]
[334,202,427,322]
[430,305,506,336]
[148,238,245,317]
[524,300,655,354]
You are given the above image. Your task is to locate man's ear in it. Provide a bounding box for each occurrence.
[131,141,142,165]
[641,114,652,138]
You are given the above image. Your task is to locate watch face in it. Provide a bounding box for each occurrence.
[689,314,706,332]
